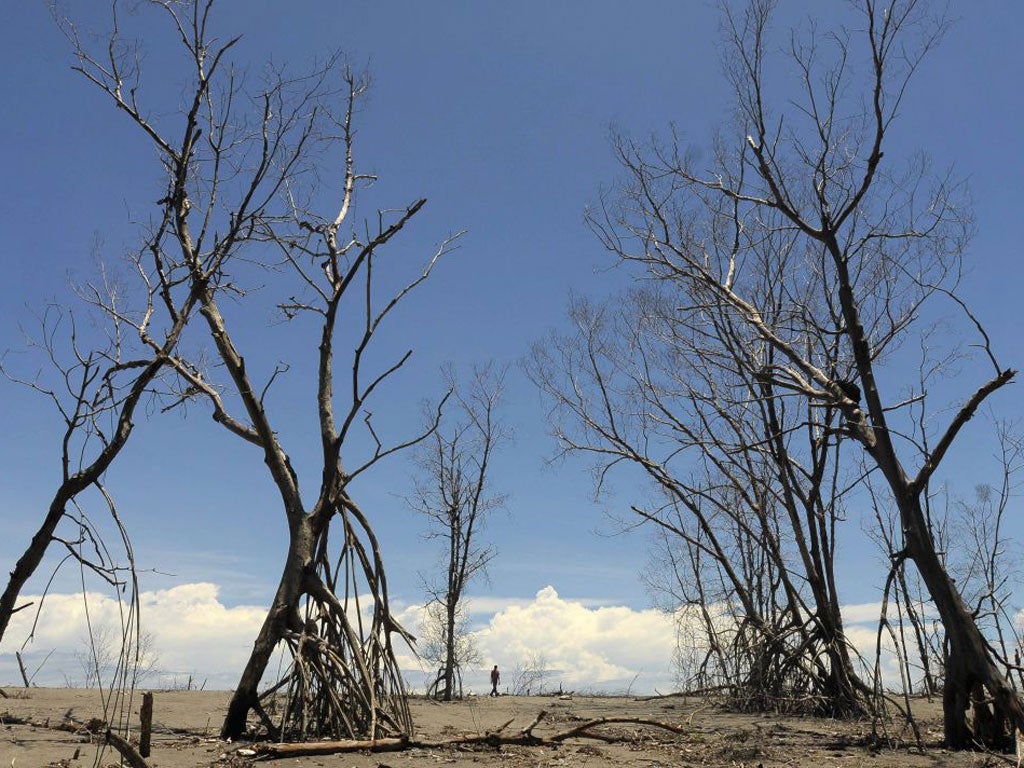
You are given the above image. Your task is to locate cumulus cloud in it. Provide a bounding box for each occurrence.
[404,586,679,695]
[2,583,679,694]
[0,583,267,688]
[841,602,884,625]
[0,581,928,695]
[476,586,675,688]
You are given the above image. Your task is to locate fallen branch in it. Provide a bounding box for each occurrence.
[545,714,688,742]
[253,710,687,758]
[635,685,731,701]
[105,728,150,768]
[253,736,408,757]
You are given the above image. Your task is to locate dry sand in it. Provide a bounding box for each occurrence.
[0,687,1001,767]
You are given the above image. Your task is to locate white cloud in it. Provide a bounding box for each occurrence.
[389,587,680,694]
[841,600,938,627]
[470,586,676,693]
[461,594,617,617]
[0,582,931,696]
[1,583,678,694]
[841,602,884,625]
[1,583,267,688]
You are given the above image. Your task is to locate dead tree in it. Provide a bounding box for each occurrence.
[409,365,507,701]
[561,0,1019,748]
[531,287,872,717]
[946,423,1024,694]
[1,227,200,646]
[1,303,192,760]
[60,0,458,741]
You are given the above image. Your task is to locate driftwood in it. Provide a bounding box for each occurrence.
[105,728,150,768]
[0,712,150,767]
[635,686,729,702]
[254,709,687,758]
[253,736,409,757]
[5,706,685,763]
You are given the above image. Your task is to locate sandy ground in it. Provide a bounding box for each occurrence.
[0,687,1006,767]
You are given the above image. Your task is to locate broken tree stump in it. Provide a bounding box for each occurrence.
[139,691,153,757]
[15,651,29,687]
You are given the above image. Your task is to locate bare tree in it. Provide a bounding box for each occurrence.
[0,222,200,768]
[410,365,507,701]
[1,303,181,752]
[946,422,1024,693]
[532,287,872,716]
[1,275,198,645]
[509,651,550,696]
[867,421,1022,740]
[548,0,1019,748]
[59,0,459,741]
[418,600,481,699]
[73,624,160,689]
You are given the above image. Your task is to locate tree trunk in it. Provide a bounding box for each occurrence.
[0,489,78,642]
[903,496,1023,749]
[0,354,181,645]
[817,611,869,717]
[443,601,457,701]
[801,550,870,716]
[221,518,314,739]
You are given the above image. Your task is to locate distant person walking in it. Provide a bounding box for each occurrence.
[490,664,501,696]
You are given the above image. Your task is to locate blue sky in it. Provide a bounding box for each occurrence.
[1,2,1023,687]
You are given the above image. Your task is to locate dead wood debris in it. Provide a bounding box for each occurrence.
[253,708,687,758]
[1,713,154,768]
[5,706,686,764]
[104,728,150,768]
